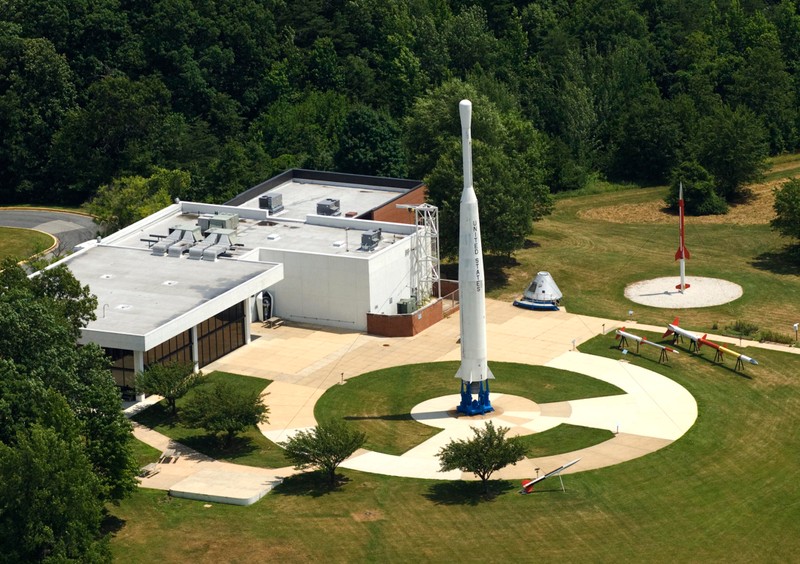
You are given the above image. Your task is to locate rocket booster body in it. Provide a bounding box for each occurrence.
[456,100,494,384]
[675,182,691,292]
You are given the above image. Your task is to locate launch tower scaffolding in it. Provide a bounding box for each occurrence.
[398,203,441,306]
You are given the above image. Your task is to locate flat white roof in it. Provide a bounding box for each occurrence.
[64,246,283,350]
[57,171,423,352]
[237,178,407,221]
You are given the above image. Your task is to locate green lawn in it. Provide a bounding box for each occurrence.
[110,335,800,562]
[315,361,623,455]
[0,226,54,262]
[102,160,800,560]
[516,424,614,457]
[485,184,800,338]
[131,371,289,468]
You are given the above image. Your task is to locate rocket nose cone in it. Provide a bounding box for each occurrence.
[459,100,472,129]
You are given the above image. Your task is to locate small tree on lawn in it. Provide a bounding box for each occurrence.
[437,421,527,493]
[181,380,269,448]
[771,178,800,243]
[135,361,200,415]
[280,420,366,487]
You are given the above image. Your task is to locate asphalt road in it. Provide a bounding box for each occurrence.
[0,209,98,257]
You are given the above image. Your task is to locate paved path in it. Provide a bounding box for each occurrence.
[0,208,97,259]
[125,400,297,500]
[130,299,795,490]
[213,301,697,480]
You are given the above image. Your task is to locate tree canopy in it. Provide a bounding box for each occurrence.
[181,380,269,448]
[437,421,526,493]
[771,178,800,242]
[0,260,138,561]
[3,0,797,224]
[280,419,366,487]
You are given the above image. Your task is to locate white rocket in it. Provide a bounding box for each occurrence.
[455,99,494,384]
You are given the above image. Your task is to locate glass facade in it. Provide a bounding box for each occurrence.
[197,302,245,366]
[108,348,135,389]
[105,301,247,388]
[145,329,193,367]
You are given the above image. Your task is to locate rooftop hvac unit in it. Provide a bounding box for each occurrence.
[397,298,417,314]
[316,198,341,216]
[259,193,284,214]
[199,213,239,234]
[361,228,381,251]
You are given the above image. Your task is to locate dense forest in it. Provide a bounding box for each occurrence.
[2,0,799,247]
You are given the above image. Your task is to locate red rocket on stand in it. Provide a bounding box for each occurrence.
[675,182,691,292]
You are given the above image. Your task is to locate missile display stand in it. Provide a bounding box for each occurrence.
[672,333,699,353]
[617,334,637,353]
[457,380,493,416]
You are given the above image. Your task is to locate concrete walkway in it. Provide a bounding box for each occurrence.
[211,301,697,480]
[131,300,795,491]
[125,398,297,504]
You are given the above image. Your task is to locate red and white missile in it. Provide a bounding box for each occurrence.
[520,458,581,494]
[697,335,759,365]
[455,100,494,385]
[616,328,679,354]
[675,182,691,292]
[663,317,700,344]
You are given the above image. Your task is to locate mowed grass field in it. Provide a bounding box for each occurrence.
[110,332,800,562]
[4,166,797,561]
[483,158,800,338]
[0,226,53,262]
[316,361,622,455]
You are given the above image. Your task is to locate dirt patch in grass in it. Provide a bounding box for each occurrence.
[351,509,385,522]
[578,180,783,225]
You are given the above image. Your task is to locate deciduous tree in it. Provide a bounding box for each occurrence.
[280,420,366,487]
[135,361,200,416]
[181,380,268,448]
[437,421,526,493]
[771,178,800,241]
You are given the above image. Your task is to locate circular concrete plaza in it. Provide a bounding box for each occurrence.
[329,352,698,480]
[625,276,743,309]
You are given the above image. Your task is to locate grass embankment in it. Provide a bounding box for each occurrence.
[131,371,288,468]
[483,163,800,338]
[315,361,623,455]
[0,226,54,262]
[110,335,800,562]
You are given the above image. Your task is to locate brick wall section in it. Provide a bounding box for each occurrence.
[365,185,427,225]
[435,279,459,298]
[366,298,443,337]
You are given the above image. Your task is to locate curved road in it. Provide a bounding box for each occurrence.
[0,209,98,258]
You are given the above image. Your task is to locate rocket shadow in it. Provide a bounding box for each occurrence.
[424,480,516,505]
[664,345,754,380]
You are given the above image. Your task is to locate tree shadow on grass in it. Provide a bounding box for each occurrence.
[272,471,350,498]
[750,245,800,275]
[424,480,516,506]
[100,513,126,536]
[179,434,259,461]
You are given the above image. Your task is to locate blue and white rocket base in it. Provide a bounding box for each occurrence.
[457,380,493,416]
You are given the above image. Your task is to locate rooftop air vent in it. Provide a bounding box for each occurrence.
[316,198,341,216]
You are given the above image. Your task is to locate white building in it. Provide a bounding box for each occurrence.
[53,170,440,389]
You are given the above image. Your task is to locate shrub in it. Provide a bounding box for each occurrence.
[726,320,759,337]
[758,330,795,345]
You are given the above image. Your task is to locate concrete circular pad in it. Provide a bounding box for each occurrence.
[625,276,742,308]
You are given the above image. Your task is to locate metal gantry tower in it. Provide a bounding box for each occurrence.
[397,203,440,305]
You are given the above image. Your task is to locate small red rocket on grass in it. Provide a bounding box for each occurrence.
[675,182,691,292]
